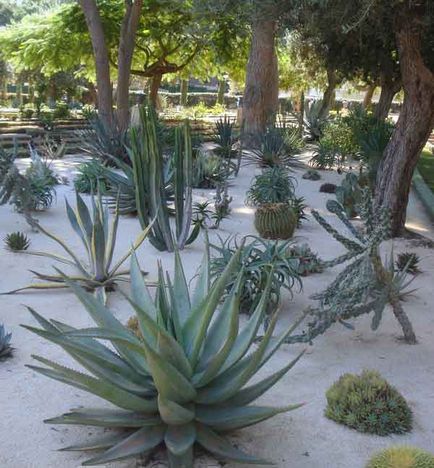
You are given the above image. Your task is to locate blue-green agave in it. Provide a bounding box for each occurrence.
[23,245,305,466]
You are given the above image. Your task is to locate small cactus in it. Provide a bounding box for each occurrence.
[396,252,420,274]
[319,183,337,193]
[366,445,434,468]
[4,231,30,251]
[0,324,13,360]
[254,203,297,240]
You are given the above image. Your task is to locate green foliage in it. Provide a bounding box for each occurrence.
[23,246,305,466]
[286,243,324,277]
[4,231,30,251]
[366,445,434,468]
[302,169,321,180]
[52,101,70,119]
[304,100,327,141]
[325,370,412,436]
[246,167,296,206]
[192,151,232,189]
[3,192,149,301]
[320,117,359,159]
[310,141,341,169]
[73,159,109,194]
[0,324,13,360]
[335,172,363,218]
[213,116,238,159]
[289,196,308,228]
[210,235,302,319]
[130,105,199,251]
[396,252,420,275]
[255,203,297,240]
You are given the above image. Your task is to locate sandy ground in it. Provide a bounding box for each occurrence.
[1,153,434,468]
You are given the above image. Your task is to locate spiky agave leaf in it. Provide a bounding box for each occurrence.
[0,324,13,360]
[24,244,305,466]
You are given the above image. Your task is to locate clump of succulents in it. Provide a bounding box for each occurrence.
[0,324,13,360]
[335,172,363,218]
[302,169,321,181]
[396,252,420,275]
[255,203,298,240]
[2,191,149,302]
[366,445,434,468]
[286,244,324,276]
[24,245,305,466]
[325,370,412,436]
[4,231,30,251]
[73,159,109,194]
[212,116,238,159]
[319,183,337,194]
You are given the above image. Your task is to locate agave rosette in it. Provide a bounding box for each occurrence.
[23,244,305,466]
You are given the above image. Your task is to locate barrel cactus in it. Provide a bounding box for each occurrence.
[366,446,434,468]
[24,244,305,466]
[254,203,297,240]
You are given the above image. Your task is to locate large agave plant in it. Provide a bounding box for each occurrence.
[3,192,150,302]
[24,246,305,466]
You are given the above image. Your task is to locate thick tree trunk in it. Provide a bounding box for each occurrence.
[180,79,188,106]
[217,79,226,105]
[363,84,376,109]
[149,74,162,109]
[318,67,337,120]
[375,11,434,236]
[116,0,143,131]
[242,20,278,142]
[374,76,401,121]
[79,0,113,130]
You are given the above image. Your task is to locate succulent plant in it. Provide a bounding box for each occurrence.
[366,445,434,468]
[246,167,296,206]
[289,196,308,227]
[255,203,297,240]
[286,244,324,276]
[302,169,321,181]
[24,245,305,466]
[73,159,109,194]
[0,324,13,360]
[335,172,363,218]
[319,183,337,193]
[396,252,420,275]
[2,191,149,302]
[212,116,238,159]
[4,231,30,251]
[325,370,412,436]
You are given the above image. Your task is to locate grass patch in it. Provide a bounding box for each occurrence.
[418,148,434,192]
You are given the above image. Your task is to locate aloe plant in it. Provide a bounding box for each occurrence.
[24,246,305,466]
[3,192,150,302]
[0,324,13,360]
[130,105,199,251]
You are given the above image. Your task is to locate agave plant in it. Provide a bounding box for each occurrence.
[213,116,238,159]
[4,231,31,251]
[3,192,150,302]
[24,245,305,466]
[0,324,13,360]
[396,252,420,275]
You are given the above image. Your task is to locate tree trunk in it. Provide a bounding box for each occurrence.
[242,20,278,142]
[149,74,162,109]
[180,78,188,106]
[374,76,401,121]
[298,90,305,137]
[116,0,143,131]
[79,0,113,130]
[375,10,434,236]
[217,79,226,105]
[363,84,376,109]
[318,66,338,120]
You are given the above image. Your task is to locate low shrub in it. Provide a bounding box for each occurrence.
[325,370,412,436]
[366,446,434,468]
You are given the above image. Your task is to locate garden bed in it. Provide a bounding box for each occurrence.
[1,153,433,468]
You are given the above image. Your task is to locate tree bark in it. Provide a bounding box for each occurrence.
[149,73,162,109]
[116,0,143,131]
[79,0,113,130]
[217,79,226,105]
[242,20,278,142]
[375,10,434,236]
[180,78,188,106]
[374,75,401,121]
[318,66,338,120]
[362,84,376,109]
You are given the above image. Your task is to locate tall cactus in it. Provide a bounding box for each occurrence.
[129,105,199,251]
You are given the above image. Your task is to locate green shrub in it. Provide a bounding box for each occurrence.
[4,231,30,251]
[73,159,109,194]
[321,117,359,158]
[325,370,412,436]
[366,446,434,468]
[53,101,70,119]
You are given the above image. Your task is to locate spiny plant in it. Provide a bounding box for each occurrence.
[286,244,324,277]
[4,231,30,251]
[246,167,296,206]
[396,252,420,275]
[0,324,13,360]
[73,159,109,194]
[210,235,302,324]
[192,151,233,189]
[213,115,238,159]
[2,192,150,302]
[366,445,434,468]
[335,172,363,218]
[325,370,412,436]
[23,245,305,466]
[304,99,328,141]
[285,193,418,345]
[310,142,341,169]
[289,196,308,228]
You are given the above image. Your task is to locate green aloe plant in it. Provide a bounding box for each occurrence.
[3,192,150,302]
[23,245,305,466]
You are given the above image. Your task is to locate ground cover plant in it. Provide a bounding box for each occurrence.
[366,445,434,468]
[23,246,305,467]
